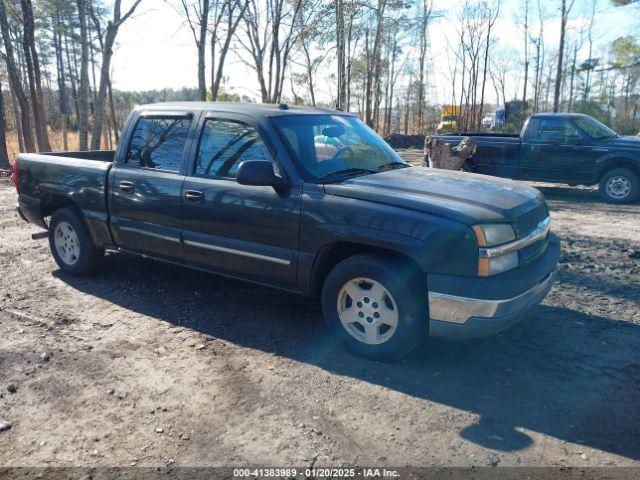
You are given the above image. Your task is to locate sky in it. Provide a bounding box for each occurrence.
[111,0,639,106]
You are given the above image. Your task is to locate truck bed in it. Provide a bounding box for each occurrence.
[37,150,116,162]
[435,132,520,138]
[15,151,115,246]
[430,134,521,178]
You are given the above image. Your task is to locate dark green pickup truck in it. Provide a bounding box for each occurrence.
[14,102,559,360]
[431,113,640,203]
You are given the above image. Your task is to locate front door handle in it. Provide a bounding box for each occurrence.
[119,180,134,193]
[184,190,204,202]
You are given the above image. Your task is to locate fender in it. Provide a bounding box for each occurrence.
[595,151,640,180]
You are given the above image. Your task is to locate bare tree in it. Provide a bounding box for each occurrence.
[415,0,433,133]
[76,0,90,150]
[0,0,35,152]
[210,0,248,100]
[335,0,346,109]
[582,0,598,101]
[520,0,529,104]
[180,0,210,101]
[364,0,387,127]
[21,0,51,151]
[530,0,546,111]
[51,8,69,150]
[89,0,143,150]
[240,0,303,103]
[478,1,499,127]
[0,84,8,169]
[293,0,331,107]
[552,0,575,112]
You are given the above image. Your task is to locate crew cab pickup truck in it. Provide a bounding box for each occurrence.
[14,102,560,360]
[430,113,640,204]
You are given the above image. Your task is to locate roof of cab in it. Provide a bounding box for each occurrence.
[529,112,590,119]
[135,101,351,118]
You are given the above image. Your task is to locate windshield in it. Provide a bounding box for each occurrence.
[272,114,407,181]
[573,116,618,140]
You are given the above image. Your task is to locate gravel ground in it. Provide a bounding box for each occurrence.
[0,158,639,469]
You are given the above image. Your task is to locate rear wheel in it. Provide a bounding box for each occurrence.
[49,207,103,275]
[321,254,427,361]
[599,168,639,204]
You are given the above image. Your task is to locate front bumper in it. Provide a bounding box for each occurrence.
[427,233,560,339]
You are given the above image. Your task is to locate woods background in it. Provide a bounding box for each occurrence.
[0,0,639,171]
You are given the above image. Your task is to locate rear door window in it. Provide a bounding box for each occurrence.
[125,116,191,172]
[537,119,582,143]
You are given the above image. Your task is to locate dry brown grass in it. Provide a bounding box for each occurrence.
[6,128,115,165]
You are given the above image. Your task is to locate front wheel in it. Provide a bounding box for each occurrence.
[49,207,103,275]
[321,254,427,361]
[599,168,639,204]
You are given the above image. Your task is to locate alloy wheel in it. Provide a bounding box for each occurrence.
[337,277,399,345]
[54,221,81,266]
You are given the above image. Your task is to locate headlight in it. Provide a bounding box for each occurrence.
[472,223,516,247]
[473,224,518,276]
[478,251,519,276]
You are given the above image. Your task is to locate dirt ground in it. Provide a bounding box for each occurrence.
[0,156,639,469]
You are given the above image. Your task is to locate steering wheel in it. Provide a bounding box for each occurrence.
[330,146,354,163]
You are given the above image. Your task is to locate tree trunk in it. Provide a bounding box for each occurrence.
[90,25,117,150]
[416,0,432,133]
[210,21,216,99]
[522,0,529,105]
[0,87,9,170]
[0,0,35,153]
[21,0,51,151]
[198,0,210,101]
[77,0,90,150]
[478,7,495,129]
[90,0,143,149]
[335,0,346,110]
[552,0,569,113]
[212,1,247,101]
[53,19,69,150]
[567,41,577,112]
[63,30,79,128]
[8,82,25,152]
[108,75,119,143]
[302,42,316,106]
[365,2,386,127]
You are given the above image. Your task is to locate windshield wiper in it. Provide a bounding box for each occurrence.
[317,168,377,183]
[377,161,410,172]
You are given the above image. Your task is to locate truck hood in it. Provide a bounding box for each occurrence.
[323,167,545,225]
[609,135,640,147]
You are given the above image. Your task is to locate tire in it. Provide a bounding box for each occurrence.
[321,254,427,361]
[460,161,474,173]
[599,168,640,204]
[48,207,103,275]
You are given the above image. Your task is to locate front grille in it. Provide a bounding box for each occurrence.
[519,237,549,264]
[513,206,549,239]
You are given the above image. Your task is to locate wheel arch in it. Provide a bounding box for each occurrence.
[596,157,640,182]
[309,241,425,298]
[40,193,82,221]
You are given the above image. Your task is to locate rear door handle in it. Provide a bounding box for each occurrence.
[184,190,204,202]
[119,180,134,193]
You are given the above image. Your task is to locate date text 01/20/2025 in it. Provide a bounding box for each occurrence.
[233,467,400,478]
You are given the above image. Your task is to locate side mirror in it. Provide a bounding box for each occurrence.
[236,160,287,189]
